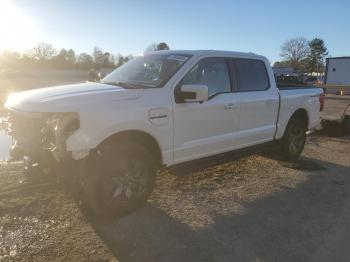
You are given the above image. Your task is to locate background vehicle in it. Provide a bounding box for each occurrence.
[304,76,324,85]
[3,50,324,217]
[276,75,304,85]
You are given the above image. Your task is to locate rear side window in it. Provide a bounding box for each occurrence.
[182,58,231,97]
[235,59,270,91]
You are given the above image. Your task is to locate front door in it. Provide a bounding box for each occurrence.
[172,57,240,163]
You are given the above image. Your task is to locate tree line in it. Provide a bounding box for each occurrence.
[274,37,328,73]
[0,42,170,71]
[1,38,328,74]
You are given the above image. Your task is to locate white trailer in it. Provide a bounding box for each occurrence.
[325,57,350,85]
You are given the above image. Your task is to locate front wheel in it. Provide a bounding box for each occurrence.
[83,142,156,218]
[280,117,307,160]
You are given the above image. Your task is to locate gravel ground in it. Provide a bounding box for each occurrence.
[0,134,349,262]
[322,95,350,120]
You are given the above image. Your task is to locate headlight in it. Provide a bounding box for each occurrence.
[55,113,80,139]
[42,113,79,154]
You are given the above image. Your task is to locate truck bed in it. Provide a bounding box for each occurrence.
[277,83,321,90]
[275,86,323,139]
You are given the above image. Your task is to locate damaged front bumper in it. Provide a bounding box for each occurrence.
[3,110,89,174]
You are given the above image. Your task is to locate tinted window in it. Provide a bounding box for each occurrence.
[182,58,231,96]
[235,59,270,91]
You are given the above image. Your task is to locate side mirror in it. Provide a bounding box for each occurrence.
[180,84,208,103]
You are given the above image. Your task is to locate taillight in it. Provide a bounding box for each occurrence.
[319,93,325,111]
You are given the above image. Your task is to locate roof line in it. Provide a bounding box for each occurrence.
[326,56,350,60]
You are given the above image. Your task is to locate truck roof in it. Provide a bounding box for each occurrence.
[148,50,267,60]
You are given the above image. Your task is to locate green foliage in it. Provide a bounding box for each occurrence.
[277,37,329,73]
[307,38,328,73]
[144,42,170,54]
[51,48,77,68]
[156,42,170,51]
[91,47,116,69]
[115,54,134,68]
[273,61,291,67]
[77,53,93,69]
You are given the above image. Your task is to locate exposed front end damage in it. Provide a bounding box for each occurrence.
[3,110,87,178]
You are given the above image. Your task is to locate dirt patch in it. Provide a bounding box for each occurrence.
[0,134,350,261]
[0,163,115,262]
[321,118,350,137]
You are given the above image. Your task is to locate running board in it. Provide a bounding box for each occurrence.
[168,141,278,175]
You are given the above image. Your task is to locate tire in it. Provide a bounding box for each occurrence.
[23,156,47,183]
[280,117,307,160]
[83,141,156,218]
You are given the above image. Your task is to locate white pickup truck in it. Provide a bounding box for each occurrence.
[4,50,324,216]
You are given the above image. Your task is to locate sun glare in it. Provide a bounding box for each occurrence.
[0,0,40,52]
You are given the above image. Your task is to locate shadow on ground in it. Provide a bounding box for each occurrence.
[88,157,350,262]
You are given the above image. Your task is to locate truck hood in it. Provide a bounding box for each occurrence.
[5,82,143,113]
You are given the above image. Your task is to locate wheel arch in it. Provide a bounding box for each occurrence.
[279,108,308,159]
[281,108,309,138]
[290,108,309,127]
[96,130,163,167]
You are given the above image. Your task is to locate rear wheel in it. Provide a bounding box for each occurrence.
[280,117,307,160]
[83,142,156,217]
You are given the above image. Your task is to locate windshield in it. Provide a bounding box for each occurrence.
[102,54,191,88]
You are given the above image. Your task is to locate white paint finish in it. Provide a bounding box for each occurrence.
[4,50,323,167]
[326,58,350,85]
[5,82,144,113]
[172,92,240,163]
[148,107,170,126]
[234,88,279,146]
[65,87,174,165]
[275,88,322,139]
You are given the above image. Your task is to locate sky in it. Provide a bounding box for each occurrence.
[1,0,349,63]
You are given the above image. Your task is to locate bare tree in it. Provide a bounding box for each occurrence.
[27,42,57,60]
[280,37,309,69]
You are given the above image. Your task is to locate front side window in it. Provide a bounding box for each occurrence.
[235,59,270,91]
[102,54,191,88]
[182,58,231,97]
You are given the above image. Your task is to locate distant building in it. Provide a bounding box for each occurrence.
[325,57,350,85]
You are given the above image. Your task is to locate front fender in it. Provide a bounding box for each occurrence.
[66,120,173,165]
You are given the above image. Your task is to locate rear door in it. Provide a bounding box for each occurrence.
[232,58,279,146]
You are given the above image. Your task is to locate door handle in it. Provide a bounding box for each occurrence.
[224,103,237,110]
